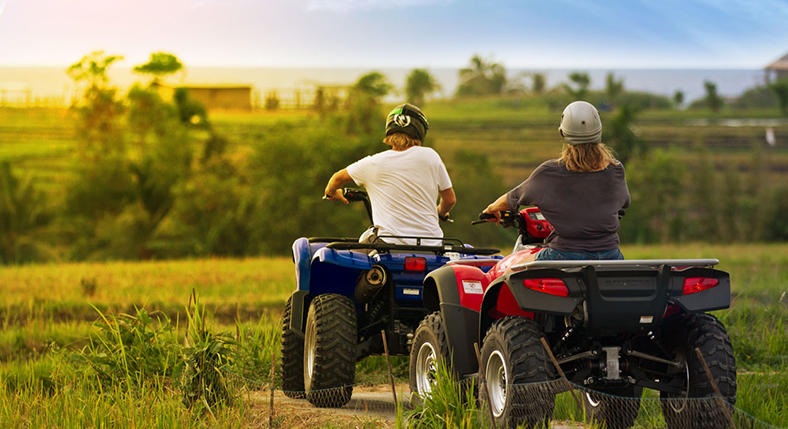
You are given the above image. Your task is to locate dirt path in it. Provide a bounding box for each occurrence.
[247,383,581,428]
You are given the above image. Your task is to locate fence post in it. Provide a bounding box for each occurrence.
[694,348,737,429]
[269,349,276,428]
[540,338,584,413]
[381,330,398,405]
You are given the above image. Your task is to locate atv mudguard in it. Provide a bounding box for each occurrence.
[289,237,373,334]
[423,265,484,378]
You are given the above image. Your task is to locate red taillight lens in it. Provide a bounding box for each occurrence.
[404,257,427,271]
[683,277,719,295]
[523,278,569,297]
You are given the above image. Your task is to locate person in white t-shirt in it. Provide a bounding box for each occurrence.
[324,103,456,245]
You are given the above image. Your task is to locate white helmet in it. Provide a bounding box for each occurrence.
[558,101,602,145]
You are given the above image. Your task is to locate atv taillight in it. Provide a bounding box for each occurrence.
[683,277,719,295]
[404,257,427,271]
[523,278,569,297]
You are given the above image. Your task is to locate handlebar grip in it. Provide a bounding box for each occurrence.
[471,220,488,225]
[478,212,496,220]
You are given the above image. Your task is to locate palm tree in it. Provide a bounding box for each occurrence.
[456,55,507,97]
[406,69,441,107]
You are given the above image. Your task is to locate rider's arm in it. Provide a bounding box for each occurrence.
[325,168,352,204]
[483,193,512,224]
[437,187,456,219]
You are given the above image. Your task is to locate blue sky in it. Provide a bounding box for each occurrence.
[0,0,786,68]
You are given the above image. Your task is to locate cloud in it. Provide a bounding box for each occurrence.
[305,0,452,12]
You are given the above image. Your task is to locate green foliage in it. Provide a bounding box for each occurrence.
[181,291,237,411]
[247,120,374,254]
[76,307,179,391]
[619,149,686,243]
[563,72,591,100]
[603,104,646,164]
[352,71,393,100]
[703,80,724,112]
[173,87,209,128]
[733,85,777,110]
[406,68,441,107]
[768,79,788,115]
[67,51,124,88]
[456,54,507,97]
[604,72,624,104]
[347,71,392,134]
[0,162,53,264]
[673,90,685,108]
[532,73,546,94]
[764,186,788,241]
[405,360,483,428]
[132,52,184,80]
[440,150,512,248]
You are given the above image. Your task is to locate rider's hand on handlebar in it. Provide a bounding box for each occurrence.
[482,206,502,224]
[323,188,349,204]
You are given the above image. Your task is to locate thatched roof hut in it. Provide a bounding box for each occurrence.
[765,53,788,82]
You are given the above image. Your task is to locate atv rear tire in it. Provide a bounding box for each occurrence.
[660,313,736,429]
[409,312,449,403]
[304,294,357,408]
[280,295,305,399]
[583,385,642,429]
[480,316,555,429]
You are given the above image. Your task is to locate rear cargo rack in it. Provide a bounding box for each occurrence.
[511,259,719,272]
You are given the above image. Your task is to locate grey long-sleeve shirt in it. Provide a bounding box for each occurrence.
[507,159,631,252]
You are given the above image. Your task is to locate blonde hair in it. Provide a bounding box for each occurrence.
[559,143,617,172]
[383,133,421,150]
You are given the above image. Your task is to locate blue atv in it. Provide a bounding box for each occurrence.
[280,188,501,407]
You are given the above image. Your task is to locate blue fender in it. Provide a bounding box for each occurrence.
[309,247,373,297]
[292,237,373,296]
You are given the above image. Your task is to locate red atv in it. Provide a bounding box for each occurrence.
[409,208,736,429]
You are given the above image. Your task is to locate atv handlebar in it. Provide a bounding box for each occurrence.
[472,211,518,228]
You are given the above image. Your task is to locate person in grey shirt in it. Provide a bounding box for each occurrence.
[483,101,630,261]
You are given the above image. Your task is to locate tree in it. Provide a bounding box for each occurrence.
[133,52,184,82]
[0,162,54,264]
[405,68,441,107]
[673,90,685,109]
[703,80,723,112]
[603,104,645,164]
[563,72,591,100]
[768,79,788,116]
[347,71,392,134]
[456,54,507,97]
[532,73,546,94]
[605,73,624,104]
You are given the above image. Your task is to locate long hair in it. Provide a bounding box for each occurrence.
[383,132,421,150]
[559,143,617,172]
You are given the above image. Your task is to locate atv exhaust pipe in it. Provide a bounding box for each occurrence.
[355,265,387,304]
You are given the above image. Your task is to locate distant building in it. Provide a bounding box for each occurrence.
[152,82,253,110]
[765,53,788,82]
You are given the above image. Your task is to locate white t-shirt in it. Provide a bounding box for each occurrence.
[347,146,453,245]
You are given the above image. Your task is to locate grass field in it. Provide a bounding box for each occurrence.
[1,244,787,427]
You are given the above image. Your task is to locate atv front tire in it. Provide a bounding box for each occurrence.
[304,294,357,408]
[660,313,736,429]
[280,295,305,398]
[480,316,555,429]
[409,312,449,403]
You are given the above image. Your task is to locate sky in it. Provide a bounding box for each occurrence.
[0,0,787,69]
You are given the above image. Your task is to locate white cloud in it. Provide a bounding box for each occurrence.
[305,0,452,12]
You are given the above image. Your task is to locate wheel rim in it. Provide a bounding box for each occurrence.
[586,392,601,408]
[304,311,317,386]
[667,349,690,413]
[415,342,438,397]
[486,350,508,418]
